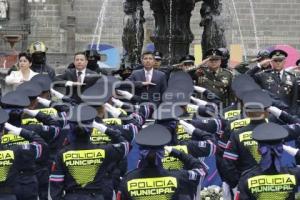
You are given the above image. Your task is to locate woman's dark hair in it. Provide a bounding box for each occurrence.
[18,52,33,63]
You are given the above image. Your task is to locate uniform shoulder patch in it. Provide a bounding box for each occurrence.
[222,68,234,75]
[285,70,296,77]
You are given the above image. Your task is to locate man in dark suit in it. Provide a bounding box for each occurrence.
[54,52,99,103]
[127,51,167,105]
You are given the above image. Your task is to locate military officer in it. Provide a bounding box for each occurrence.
[247,49,298,114]
[197,48,233,107]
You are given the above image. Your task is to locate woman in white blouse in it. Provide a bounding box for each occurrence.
[5,52,38,89]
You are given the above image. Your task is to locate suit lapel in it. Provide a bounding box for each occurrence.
[151,70,156,83]
[141,69,146,82]
[72,69,77,82]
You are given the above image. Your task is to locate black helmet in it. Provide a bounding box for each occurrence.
[218,48,230,60]
[85,49,101,61]
[257,49,270,59]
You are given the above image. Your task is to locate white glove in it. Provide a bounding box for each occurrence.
[65,81,84,87]
[164,146,173,154]
[50,88,64,100]
[4,123,21,135]
[92,121,107,133]
[190,96,208,106]
[116,90,133,100]
[37,97,51,107]
[266,106,282,118]
[187,104,199,111]
[23,109,39,117]
[65,81,73,86]
[179,120,196,135]
[111,97,124,108]
[283,145,299,156]
[194,86,206,93]
[104,103,122,118]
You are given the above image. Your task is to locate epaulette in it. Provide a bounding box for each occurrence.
[285,70,296,77]
[221,68,234,75]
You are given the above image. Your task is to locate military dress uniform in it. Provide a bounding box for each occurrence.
[197,67,233,106]
[247,50,298,114]
[197,49,233,107]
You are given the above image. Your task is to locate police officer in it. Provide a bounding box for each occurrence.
[68,49,108,75]
[218,47,230,69]
[153,51,163,69]
[1,88,65,200]
[28,41,56,80]
[50,105,131,200]
[222,89,272,189]
[247,49,298,114]
[118,124,207,200]
[0,107,46,200]
[237,123,300,200]
[197,48,233,107]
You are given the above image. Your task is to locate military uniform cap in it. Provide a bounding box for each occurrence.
[136,124,171,147]
[204,48,222,59]
[269,49,288,59]
[31,74,52,92]
[179,55,195,64]
[16,81,42,98]
[252,122,288,142]
[154,51,163,60]
[232,75,260,99]
[163,71,194,103]
[1,91,30,107]
[0,108,9,124]
[82,82,112,106]
[242,89,272,109]
[167,71,194,91]
[68,104,97,122]
[152,103,184,120]
[296,59,300,66]
[257,49,270,59]
[231,74,256,91]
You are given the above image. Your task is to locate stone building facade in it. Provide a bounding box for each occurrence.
[0,0,300,68]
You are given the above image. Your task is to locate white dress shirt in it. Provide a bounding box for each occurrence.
[144,68,153,82]
[76,68,86,84]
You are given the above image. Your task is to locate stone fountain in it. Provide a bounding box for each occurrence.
[122,0,227,66]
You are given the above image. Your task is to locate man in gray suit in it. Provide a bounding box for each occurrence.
[127,51,167,105]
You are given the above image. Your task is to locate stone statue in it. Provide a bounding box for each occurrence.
[200,0,226,54]
[0,0,8,20]
[122,0,145,67]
